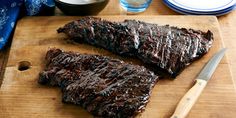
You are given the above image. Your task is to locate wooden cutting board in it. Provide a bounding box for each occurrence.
[0,16,236,118]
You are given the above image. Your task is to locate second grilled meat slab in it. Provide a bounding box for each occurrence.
[57,17,213,77]
[39,49,159,118]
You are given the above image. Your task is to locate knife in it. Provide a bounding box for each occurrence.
[170,48,227,118]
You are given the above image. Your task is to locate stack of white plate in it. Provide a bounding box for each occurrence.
[163,0,236,16]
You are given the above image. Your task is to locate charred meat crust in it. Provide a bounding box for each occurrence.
[39,49,159,118]
[57,17,213,77]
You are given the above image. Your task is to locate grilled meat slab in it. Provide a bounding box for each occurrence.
[57,17,213,77]
[39,49,159,118]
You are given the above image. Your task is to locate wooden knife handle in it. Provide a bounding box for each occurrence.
[170,79,207,118]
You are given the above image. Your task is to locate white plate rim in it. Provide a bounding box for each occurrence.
[163,0,236,15]
[164,0,236,14]
[167,0,236,12]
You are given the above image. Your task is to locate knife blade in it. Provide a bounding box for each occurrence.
[170,48,227,118]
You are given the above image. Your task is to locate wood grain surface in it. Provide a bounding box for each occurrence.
[0,16,236,118]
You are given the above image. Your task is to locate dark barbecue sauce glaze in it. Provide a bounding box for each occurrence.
[39,49,159,118]
[57,17,213,77]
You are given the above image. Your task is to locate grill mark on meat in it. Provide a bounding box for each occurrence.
[39,49,159,118]
[57,17,213,77]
